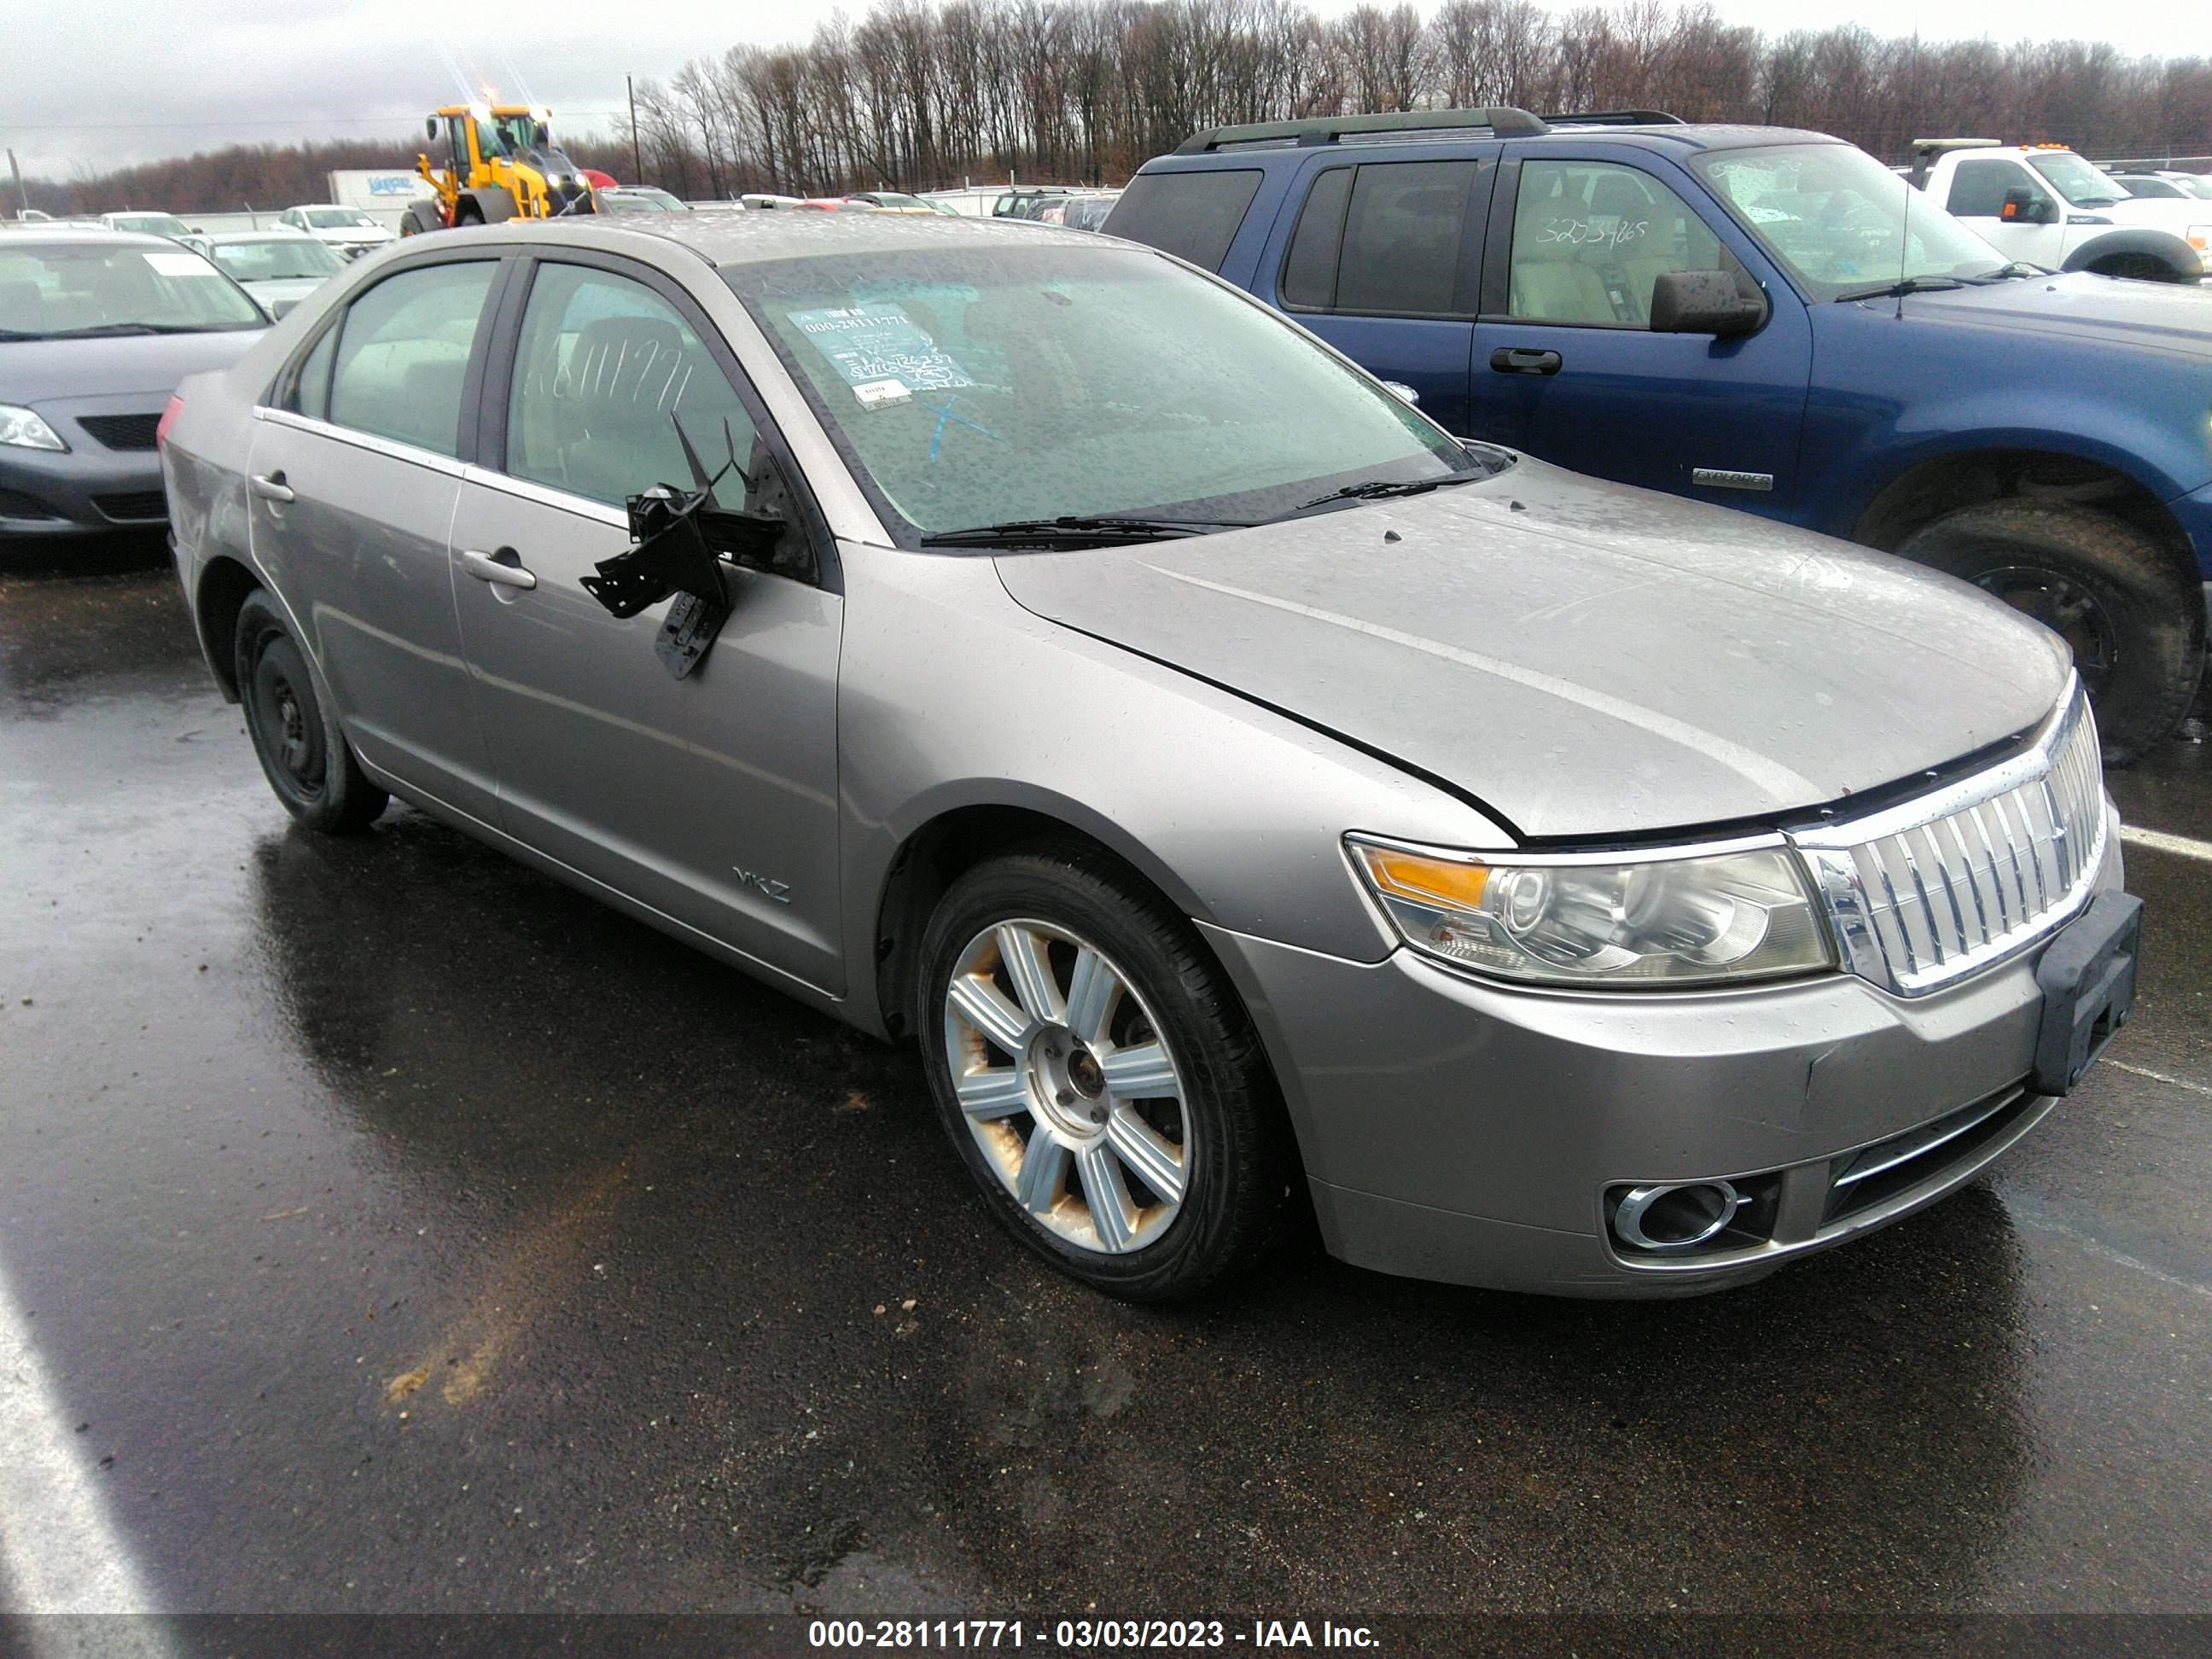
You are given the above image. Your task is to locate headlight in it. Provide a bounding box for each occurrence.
[0,405,67,452]
[1348,835,1833,987]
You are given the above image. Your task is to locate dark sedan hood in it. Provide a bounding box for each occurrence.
[995,457,2071,841]
[9,329,268,406]
[1878,271,2212,359]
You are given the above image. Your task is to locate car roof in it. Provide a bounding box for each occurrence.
[1159,112,1842,165]
[202,228,314,242]
[465,212,1102,268]
[0,227,179,250]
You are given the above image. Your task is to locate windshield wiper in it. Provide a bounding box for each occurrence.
[0,327,50,341]
[1835,276,1967,304]
[917,514,1252,549]
[1964,261,2047,283]
[35,322,235,339]
[1280,471,1487,518]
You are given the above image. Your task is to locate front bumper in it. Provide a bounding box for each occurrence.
[1201,826,2126,1297]
[0,443,166,537]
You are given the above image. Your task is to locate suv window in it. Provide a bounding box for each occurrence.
[1339,161,1480,315]
[1508,160,1725,326]
[504,263,812,580]
[1103,170,1263,271]
[1947,159,2043,218]
[324,261,496,457]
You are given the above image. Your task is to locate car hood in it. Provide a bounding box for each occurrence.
[992,457,2071,841]
[238,276,325,306]
[9,329,268,405]
[1877,271,2212,358]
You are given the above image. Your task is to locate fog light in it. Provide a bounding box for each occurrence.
[1611,1180,1744,1252]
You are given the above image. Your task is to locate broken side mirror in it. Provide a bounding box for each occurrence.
[1650,269,1766,338]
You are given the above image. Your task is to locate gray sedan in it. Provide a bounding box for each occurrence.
[190,230,347,318]
[3,229,267,538]
[160,214,2136,1299]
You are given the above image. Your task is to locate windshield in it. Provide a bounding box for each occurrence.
[114,215,190,238]
[731,244,1479,542]
[0,242,265,335]
[1694,143,2007,297]
[600,191,682,214]
[2027,152,2124,207]
[210,238,344,281]
[306,209,375,229]
[2120,177,2185,199]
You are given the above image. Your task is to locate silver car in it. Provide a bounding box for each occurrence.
[160,214,2139,1300]
[188,230,347,319]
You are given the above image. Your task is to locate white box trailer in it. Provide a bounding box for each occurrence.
[327,170,437,211]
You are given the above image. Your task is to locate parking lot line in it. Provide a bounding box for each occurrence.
[2107,1059,2212,1100]
[0,1263,160,1620]
[2120,824,2212,864]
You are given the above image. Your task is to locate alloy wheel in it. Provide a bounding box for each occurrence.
[940,918,1190,1254]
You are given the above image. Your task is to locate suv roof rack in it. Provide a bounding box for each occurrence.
[1545,108,1685,126]
[1174,106,1548,154]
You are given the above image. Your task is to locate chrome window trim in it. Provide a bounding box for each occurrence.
[254,405,467,478]
[457,464,629,529]
[1788,676,2108,998]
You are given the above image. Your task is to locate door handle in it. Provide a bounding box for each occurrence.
[249,472,295,503]
[1489,347,1563,376]
[462,547,537,591]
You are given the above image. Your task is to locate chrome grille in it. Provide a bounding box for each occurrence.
[1792,682,2109,997]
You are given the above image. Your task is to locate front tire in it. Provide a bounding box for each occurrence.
[234,591,387,833]
[917,845,1292,1301]
[1897,499,2203,765]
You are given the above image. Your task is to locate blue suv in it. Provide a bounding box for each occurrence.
[1103,108,2212,760]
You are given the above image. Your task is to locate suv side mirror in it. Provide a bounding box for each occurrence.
[2000,189,2057,225]
[1650,270,1765,338]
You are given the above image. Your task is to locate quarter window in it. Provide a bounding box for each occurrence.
[504,263,812,580]
[324,261,496,457]
[1508,160,1726,326]
[1102,169,1263,272]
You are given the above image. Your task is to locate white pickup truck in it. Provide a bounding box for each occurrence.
[1910,140,2209,282]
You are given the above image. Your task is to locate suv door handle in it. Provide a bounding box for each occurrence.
[462,547,537,591]
[249,472,295,503]
[1489,348,1563,376]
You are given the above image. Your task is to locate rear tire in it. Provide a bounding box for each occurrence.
[1898,499,2203,765]
[235,591,387,834]
[916,843,1293,1301]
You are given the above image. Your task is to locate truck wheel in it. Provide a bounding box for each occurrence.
[452,200,484,227]
[2088,253,2183,282]
[399,202,442,237]
[1898,500,2203,765]
[916,843,1294,1301]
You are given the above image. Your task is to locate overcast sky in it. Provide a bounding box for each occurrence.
[3,0,2203,179]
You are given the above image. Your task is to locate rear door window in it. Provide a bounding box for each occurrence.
[325,261,497,457]
[1103,170,1263,271]
[1278,160,1484,317]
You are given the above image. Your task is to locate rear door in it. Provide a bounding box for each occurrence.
[246,251,507,822]
[1263,154,1493,438]
[447,253,846,993]
[1466,149,1812,509]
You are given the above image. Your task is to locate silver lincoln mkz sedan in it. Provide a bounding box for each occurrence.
[161,214,2139,1300]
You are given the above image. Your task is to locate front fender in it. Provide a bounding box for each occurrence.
[832,544,1507,1038]
[2061,228,2205,280]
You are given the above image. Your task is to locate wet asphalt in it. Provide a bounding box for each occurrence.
[2,539,2209,1626]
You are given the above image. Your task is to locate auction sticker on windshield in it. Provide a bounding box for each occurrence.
[789,304,974,398]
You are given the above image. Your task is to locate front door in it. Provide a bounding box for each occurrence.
[247,254,506,822]
[448,256,846,993]
[1467,154,1813,511]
